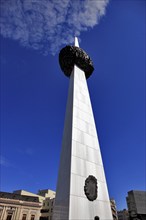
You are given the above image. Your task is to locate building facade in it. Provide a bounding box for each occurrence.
[38,189,55,220]
[0,189,56,220]
[110,199,118,220]
[0,191,41,220]
[126,190,146,220]
[40,197,55,220]
[118,209,129,220]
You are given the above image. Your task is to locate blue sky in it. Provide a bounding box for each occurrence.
[0,0,145,211]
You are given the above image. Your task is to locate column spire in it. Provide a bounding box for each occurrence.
[53,39,113,220]
[74,37,79,47]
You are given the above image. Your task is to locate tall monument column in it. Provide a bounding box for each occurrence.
[52,38,113,220]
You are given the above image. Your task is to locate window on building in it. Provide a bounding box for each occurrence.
[6,214,12,220]
[22,214,27,220]
[30,215,35,220]
[41,209,49,213]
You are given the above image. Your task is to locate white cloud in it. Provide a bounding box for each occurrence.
[0,0,109,55]
[0,155,12,167]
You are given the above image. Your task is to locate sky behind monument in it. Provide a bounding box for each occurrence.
[0,0,109,55]
[0,0,145,210]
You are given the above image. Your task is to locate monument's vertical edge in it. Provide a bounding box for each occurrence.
[53,38,113,220]
[52,72,74,220]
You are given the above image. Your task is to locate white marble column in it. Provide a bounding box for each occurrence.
[0,206,6,220]
[53,38,113,220]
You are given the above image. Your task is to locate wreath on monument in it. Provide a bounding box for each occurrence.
[59,45,94,78]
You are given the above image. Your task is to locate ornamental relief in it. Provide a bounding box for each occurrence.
[84,175,98,201]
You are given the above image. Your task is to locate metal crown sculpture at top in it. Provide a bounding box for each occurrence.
[59,39,94,79]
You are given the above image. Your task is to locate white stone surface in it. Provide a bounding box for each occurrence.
[75,37,79,47]
[53,38,112,220]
